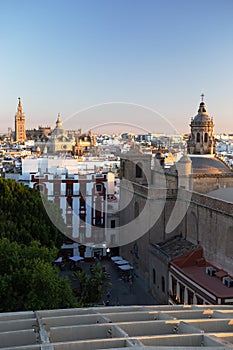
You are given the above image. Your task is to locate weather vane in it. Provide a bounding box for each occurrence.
[201,93,204,102]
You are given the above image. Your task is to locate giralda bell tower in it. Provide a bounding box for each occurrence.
[15,97,26,143]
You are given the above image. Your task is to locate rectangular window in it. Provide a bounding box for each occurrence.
[179,283,185,304]
[153,268,156,284]
[79,183,86,196]
[161,276,165,292]
[171,276,177,298]
[54,183,60,195]
[66,183,73,196]
[196,296,203,305]
[66,197,73,209]
[80,214,86,223]
[79,197,86,209]
[95,209,102,226]
[187,290,194,305]
[66,215,72,226]
[96,183,102,192]
[111,220,115,228]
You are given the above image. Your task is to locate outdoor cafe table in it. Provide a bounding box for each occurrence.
[114,259,129,265]
[111,256,123,262]
[118,264,133,271]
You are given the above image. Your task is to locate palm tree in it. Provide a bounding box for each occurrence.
[73,263,111,306]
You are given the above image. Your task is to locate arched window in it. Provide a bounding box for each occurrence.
[136,162,142,178]
[204,132,208,143]
[134,201,139,218]
[34,183,47,194]
[196,133,200,143]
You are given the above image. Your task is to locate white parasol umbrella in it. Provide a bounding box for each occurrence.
[69,256,84,262]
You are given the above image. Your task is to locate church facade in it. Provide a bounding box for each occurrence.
[119,98,233,305]
[35,114,96,155]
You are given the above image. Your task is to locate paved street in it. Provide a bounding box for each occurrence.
[60,258,158,306]
[100,259,158,306]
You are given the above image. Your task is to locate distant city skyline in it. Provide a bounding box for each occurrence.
[1,0,233,134]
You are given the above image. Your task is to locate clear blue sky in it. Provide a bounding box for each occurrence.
[1,0,233,134]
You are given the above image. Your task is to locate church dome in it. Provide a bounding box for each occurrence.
[187,95,215,155]
[189,156,231,175]
[192,101,212,124]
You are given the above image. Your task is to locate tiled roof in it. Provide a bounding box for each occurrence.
[157,236,197,260]
[171,248,233,299]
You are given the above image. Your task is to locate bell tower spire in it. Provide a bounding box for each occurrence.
[15,97,26,143]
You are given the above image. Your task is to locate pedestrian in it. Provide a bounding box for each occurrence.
[129,275,133,293]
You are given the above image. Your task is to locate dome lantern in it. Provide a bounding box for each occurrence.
[187,94,215,155]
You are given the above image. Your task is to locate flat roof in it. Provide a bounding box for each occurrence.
[157,236,197,260]
[207,188,233,204]
[2,305,233,349]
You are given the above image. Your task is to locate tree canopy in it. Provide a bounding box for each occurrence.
[0,178,64,247]
[0,178,77,312]
[73,263,111,306]
[0,238,77,311]
[0,178,111,311]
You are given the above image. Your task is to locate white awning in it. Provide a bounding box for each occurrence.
[69,256,84,262]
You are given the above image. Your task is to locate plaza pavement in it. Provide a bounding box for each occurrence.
[60,258,158,306]
[100,258,158,306]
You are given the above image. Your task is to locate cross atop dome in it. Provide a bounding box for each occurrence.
[201,93,204,102]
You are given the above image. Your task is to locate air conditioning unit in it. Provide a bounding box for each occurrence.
[222,276,233,288]
[205,266,216,276]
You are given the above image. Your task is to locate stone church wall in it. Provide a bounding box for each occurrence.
[186,192,233,275]
[193,174,233,193]
[119,181,233,294]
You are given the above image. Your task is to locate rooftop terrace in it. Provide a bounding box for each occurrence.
[2,305,233,349]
